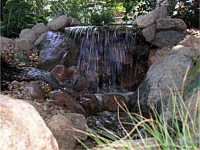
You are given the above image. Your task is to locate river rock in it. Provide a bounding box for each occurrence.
[47,15,72,31]
[51,65,68,82]
[151,31,185,48]
[102,94,128,112]
[0,36,15,50]
[27,68,59,89]
[0,94,58,150]
[76,92,100,115]
[47,90,85,115]
[141,23,156,42]
[130,54,193,114]
[74,79,91,92]
[24,82,45,100]
[32,23,48,36]
[67,66,81,80]
[15,38,33,50]
[156,18,187,31]
[47,114,76,150]
[19,28,37,42]
[136,6,167,28]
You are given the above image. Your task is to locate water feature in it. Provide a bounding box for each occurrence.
[65,26,139,93]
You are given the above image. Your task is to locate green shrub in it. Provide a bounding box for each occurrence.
[1,0,47,38]
[90,10,115,26]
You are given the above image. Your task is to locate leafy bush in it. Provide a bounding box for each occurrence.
[1,0,47,38]
[90,10,115,26]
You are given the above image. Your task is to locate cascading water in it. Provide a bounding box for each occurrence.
[65,26,137,93]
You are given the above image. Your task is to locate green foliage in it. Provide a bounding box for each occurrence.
[168,0,199,28]
[90,10,115,26]
[186,59,200,93]
[1,0,47,38]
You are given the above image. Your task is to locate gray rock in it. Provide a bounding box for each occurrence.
[151,31,185,48]
[34,32,47,46]
[24,82,46,100]
[47,114,76,150]
[47,15,72,31]
[69,18,80,26]
[169,45,200,61]
[130,54,193,113]
[37,31,79,71]
[142,23,156,42]
[0,94,59,150]
[136,6,167,28]
[32,23,48,36]
[156,18,187,31]
[27,68,59,89]
[65,113,88,141]
[15,38,33,50]
[0,36,15,50]
[19,28,37,42]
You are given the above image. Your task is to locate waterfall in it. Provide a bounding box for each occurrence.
[65,26,137,93]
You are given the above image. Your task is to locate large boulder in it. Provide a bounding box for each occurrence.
[32,23,49,36]
[130,53,193,113]
[47,113,88,150]
[136,6,167,28]
[179,34,200,50]
[15,38,34,51]
[0,36,15,50]
[151,31,185,48]
[0,94,58,150]
[19,28,37,42]
[47,15,72,31]
[47,114,76,150]
[156,18,187,31]
[141,23,156,42]
[37,31,79,71]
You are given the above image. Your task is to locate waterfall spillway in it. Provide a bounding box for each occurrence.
[65,26,137,93]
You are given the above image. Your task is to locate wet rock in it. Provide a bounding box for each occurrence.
[74,79,91,92]
[136,6,167,28]
[37,31,79,71]
[51,65,68,82]
[19,28,37,42]
[47,90,85,115]
[0,36,15,50]
[15,38,33,50]
[47,15,72,31]
[102,94,128,112]
[24,82,45,100]
[65,113,88,141]
[130,54,193,113]
[141,23,156,42]
[67,66,81,80]
[27,68,59,89]
[76,92,100,115]
[156,18,187,31]
[32,23,49,36]
[0,94,59,150]
[151,31,185,48]
[179,34,200,50]
[46,114,76,150]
